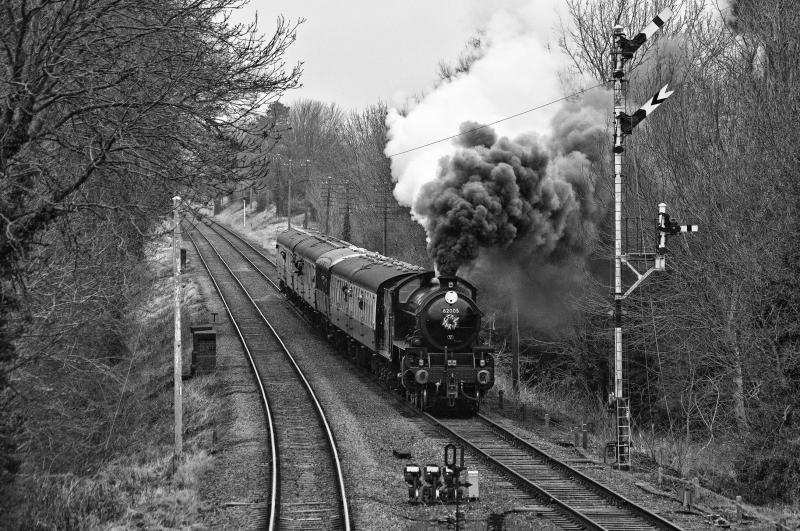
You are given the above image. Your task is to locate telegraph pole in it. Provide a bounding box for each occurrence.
[325,177,332,235]
[610,9,673,470]
[382,186,388,255]
[287,159,293,229]
[172,196,183,464]
[511,294,520,394]
[303,159,311,229]
[343,178,351,241]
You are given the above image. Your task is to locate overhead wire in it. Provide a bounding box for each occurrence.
[227,83,609,228]
[172,85,610,221]
[386,82,607,158]
[287,82,608,184]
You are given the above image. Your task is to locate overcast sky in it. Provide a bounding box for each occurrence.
[232,0,562,112]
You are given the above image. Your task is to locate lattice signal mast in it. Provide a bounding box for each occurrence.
[611,8,674,470]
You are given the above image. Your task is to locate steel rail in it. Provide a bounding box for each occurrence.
[424,411,608,530]
[199,219,312,328]
[184,225,279,531]
[187,221,352,530]
[424,412,683,530]
[477,413,683,530]
[203,216,277,267]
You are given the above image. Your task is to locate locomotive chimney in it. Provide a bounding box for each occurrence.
[437,276,459,290]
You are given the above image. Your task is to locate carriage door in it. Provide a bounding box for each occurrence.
[381,289,394,356]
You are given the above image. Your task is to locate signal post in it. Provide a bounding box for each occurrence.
[610,9,700,469]
[610,9,688,469]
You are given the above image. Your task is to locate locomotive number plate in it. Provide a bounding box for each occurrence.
[442,308,460,314]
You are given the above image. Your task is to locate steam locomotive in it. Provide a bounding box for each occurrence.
[276,227,495,413]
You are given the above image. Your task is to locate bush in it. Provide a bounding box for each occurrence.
[734,438,800,504]
[7,473,126,530]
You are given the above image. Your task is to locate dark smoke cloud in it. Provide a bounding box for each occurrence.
[414,91,607,277]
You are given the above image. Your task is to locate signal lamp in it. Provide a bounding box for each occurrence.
[404,464,422,503]
[403,464,421,484]
[422,464,442,503]
[423,464,442,486]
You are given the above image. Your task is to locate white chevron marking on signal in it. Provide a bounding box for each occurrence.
[641,84,674,115]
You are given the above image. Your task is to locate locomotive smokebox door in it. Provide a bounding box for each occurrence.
[190,324,217,375]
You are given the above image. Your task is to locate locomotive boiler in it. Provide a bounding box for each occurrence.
[276,227,494,413]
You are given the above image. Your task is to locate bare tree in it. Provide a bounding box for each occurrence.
[0,0,301,479]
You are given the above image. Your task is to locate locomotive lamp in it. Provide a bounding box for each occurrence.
[404,464,422,503]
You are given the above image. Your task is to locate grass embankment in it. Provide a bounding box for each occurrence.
[4,236,219,530]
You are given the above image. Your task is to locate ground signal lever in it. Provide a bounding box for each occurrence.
[403,464,422,503]
[422,464,443,503]
[402,444,479,505]
[656,202,698,270]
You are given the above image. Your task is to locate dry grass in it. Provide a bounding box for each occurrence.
[3,234,221,530]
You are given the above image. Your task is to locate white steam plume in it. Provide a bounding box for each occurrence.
[385,4,573,217]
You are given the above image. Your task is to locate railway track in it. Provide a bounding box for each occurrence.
[429,412,683,530]
[185,220,351,531]
[197,217,684,530]
[204,216,278,267]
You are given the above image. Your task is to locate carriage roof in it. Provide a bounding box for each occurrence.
[330,254,427,292]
